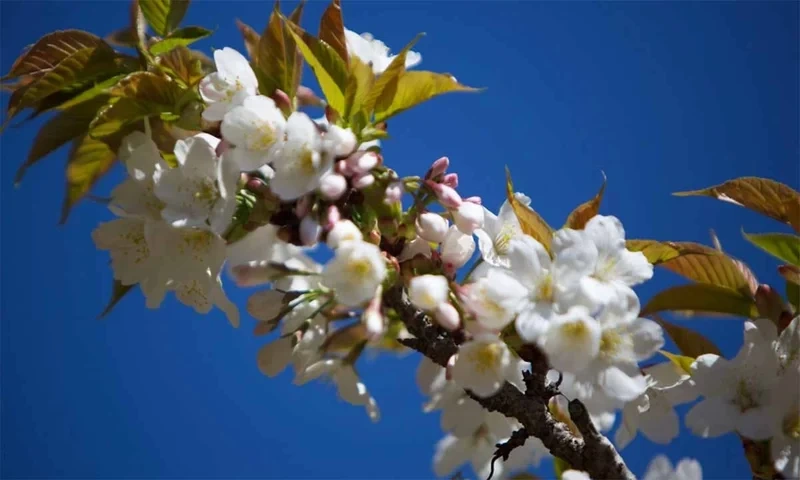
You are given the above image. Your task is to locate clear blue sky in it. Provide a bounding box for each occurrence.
[1,1,797,479]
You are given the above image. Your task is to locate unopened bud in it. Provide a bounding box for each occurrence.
[452,202,484,234]
[327,220,363,249]
[384,181,404,205]
[441,226,476,269]
[442,173,459,188]
[216,139,232,157]
[353,173,375,189]
[426,156,450,179]
[296,86,323,107]
[335,160,354,176]
[271,89,292,115]
[445,354,457,381]
[755,284,784,323]
[426,180,462,209]
[299,217,321,246]
[416,212,449,244]
[363,287,385,342]
[435,303,461,331]
[294,195,312,218]
[319,173,348,200]
[325,205,341,229]
[347,151,380,173]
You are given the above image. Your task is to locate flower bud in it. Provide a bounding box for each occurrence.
[416,212,449,244]
[426,180,462,209]
[426,156,449,179]
[325,125,357,157]
[398,236,433,262]
[271,89,292,115]
[452,202,485,234]
[299,216,321,246]
[409,274,450,311]
[353,173,375,189]
[384,181,404,205]
[295,195,312,218]
[319,173,348,200]
[296,86,323,107]
[347,151,380,173]
[442,173,458,188]
[440,226,476,269]
[327,220,363,249]
[216,139,232,157]
[435,303,461,331]
[232,261,282,287]
[325,205,341,229]
[363,288,385,342]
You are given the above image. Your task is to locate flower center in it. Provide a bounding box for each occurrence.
[536,274,554,302]
[252,122,277,151]
[193,179,219,208]
[179,230,214,256]
[783,410,800,439]
[298,147,318,176]
[594,255,617,282]
[494,225,517,255]
[347,258,372,277]
[469,343,502,374]
[561,320,589,340]
[734,379,763,412]
[600,329,623,359]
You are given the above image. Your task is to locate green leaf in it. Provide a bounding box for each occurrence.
[363,33,423,116]
[6,44,119,123]
[564,172,607,229]
[344,56,374,124]
[642,283,759,318]
[2,30,106,81]
[149,26,212,56]
[743,231,800,267]
[626,239,683,265]
[16,95,109,184]
[506,167,553,255]
[674,177,800,233]
[60,134,118,223]
[653,315,721,357]
[256,6,296,97]
[235,19,260,59]
[99,280,135,319]
[318,0,348,64]
[659,350,696,375]
[90,72,182,137]
[139,0,190,36]
[156,46,205,87]
[373,70,480,122]
[282,14,348,113]
[55,74,126,110]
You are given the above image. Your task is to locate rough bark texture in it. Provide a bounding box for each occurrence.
[384,284,635,480]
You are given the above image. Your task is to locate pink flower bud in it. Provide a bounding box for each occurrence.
[384,181,404,205]
[216,139,231,157]
[435,303,461,331]
[296,86,323,107]
[426,180,462,209]
[271,89,292,114]
[335,160,353,176]
[325,125,357,157]
[445,354,457,381]
[299,217,321,246]
[347,151,380,173]
[416,212,449,244]
[319,173,347,200]
[294,195,312,218]
[442,173,459,188]
[325,205,341,229]
[363,288,385,341]
[426,156,449,179]
[463,196,482,205]
[353,173,375,189]
[452,202,485,234]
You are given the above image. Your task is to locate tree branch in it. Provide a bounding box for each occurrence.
[385,284,635,480]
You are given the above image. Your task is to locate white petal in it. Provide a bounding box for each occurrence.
[737,407,777,440]
[334,366,369,405]
[433,435,470,477]
[409,274,450,311]
[584,215,626,253]
[674,459,703,480]
[642,455,673,480]
[540,306,601,373]
[638,393,679,445]
[257,336,293,377]
[246,289,285,321]
[690,354,731,396]
[629,318,664,361]
[772,433,800,479]
[416,357,446,396]
[598,365,647,402]
[214,47,257,91]
[685,396,738,438]
[441,396,485,437]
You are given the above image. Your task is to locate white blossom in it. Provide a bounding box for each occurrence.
[562,471,591,480]
[200,47,258,122]
[295,358,379,422]
[440,225,475,270]
[686,319,782,440]
[153,133,239,235]
[327,220,363,249]
[221,95,286,171]
[539,306,601,373]
[771,366,799,478]
[257,335,294,377]
[474,194,528,268]
[459,268,527,331]
[398,236,433,262]
[322,240,386,307]
[452,202,484,235]
[416,212,449,244]
[615,362,698,449]
[642,455,703,480]
[344,29,422,75]
[578,215,653,308]
[110,131,166,220]
[451,334,517,397]
[409,274,450,312]
[225,224,304,286]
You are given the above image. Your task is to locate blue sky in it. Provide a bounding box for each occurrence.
[1,1,797,479]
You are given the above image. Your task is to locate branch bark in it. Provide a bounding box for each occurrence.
[384,284,635,480]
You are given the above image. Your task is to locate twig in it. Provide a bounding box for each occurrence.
[383,284,636,480]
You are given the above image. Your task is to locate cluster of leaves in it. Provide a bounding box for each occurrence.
[2,0,213,222]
